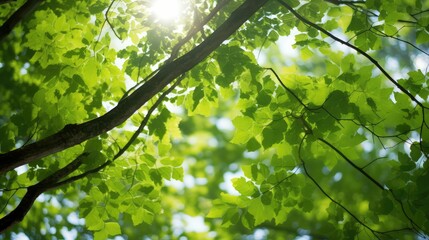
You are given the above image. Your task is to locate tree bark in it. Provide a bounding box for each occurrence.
[0,153,87,232]
[0,0,269,174]
[0,0,43,41]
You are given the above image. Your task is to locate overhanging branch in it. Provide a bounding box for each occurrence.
[0,153,88,232]
[277,0,425,109]
[0,0,43,41]
[0,0,269,174]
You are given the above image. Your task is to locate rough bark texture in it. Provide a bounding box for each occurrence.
[0,0,268,173]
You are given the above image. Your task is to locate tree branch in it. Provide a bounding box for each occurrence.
[0,0,43,41]
[276,0,425,109]
[121,0,231,100]
[298,135,384,239]
[0,153,88,232]
[105,0,121,39]
[0,0,269,174]
[53,75,184,188]
[317,137,385,190]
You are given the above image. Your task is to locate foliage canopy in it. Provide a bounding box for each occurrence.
[1,0,429,239]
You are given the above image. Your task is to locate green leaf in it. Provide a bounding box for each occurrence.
[149,169,162,185]
[326,61,340,76]
[396,123,411,133]
[241,211,255,229]
[261,191,273,205]
[231,116,255,144]
[160,157,184,167]
[172,167,184,181]
[232,177,257,196]
[398,152,415,171]
[85,209,104,231]
[142,154,157,167]
[275,208,288,225]
[82,58,98,89]
[138,184,154,194]
[105,222,121,236]
[379,196,394,215]
[369,194,394,215]
[410,142,421,162]
[85,138,102,152]
[271,154,288,167]
[262,127,284,148]
[94,229,107,240]
[148,108,170,140]
[366,97,377,112]
[89,2,107,14]
[158,166,172,180]
[299,198,313,212]
[247,198,275,225]
[192,85,204,110]
[326,202,343,222]
[132,208,154,225]
[256,90,271,106]
[207,202,229,218]
[246,137,261,151]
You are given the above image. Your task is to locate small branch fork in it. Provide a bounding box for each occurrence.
[121,0,232,101]
[0,153,88,232]
[53,75,184,188]
[0,76,184,232]
[266,64,428,238]
[278,1,429,154]
[297,135,421,239]
[277,0,426,110]
[0,0,270,231]
[0,0,269,174]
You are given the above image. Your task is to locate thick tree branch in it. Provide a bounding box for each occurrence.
[53,76,185,188]
[169,0,232,62]
[0,153,88,232]
[0,0,43,41]
[121,0,230,100]
[0,0,269,174]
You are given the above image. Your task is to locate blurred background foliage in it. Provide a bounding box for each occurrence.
[1,0,429,239]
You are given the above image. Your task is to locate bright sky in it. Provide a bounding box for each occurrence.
[150,0,184,23]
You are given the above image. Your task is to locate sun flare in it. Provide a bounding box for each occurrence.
[150,0,183,23]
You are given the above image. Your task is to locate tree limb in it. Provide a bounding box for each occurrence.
[317,137,385,190]
[0,0,43,41]
[53,76,185,188]
[298,136,418,239]
[277,0,425,109]
[0,153,88,232]
[0,0,269,174]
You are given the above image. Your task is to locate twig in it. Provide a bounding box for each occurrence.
[317,137,385,190]
[0,153,89,232]
[54,76,184,188]
[277,0,425,110]
[297,135,384,239]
